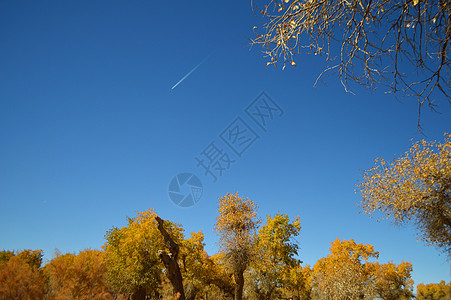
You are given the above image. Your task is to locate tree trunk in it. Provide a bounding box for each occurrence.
[234,270,244,300]
[155,216,186,300]
[131,287,146,300]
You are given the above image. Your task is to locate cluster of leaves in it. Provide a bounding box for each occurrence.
[417,280,451,299]
[44,249,113,299]
[215,192,260,235]
[369,260,415,300]
[0,250,45,299]
[247,213,302,299]
[252,0,451,122]
[358,133,451,254]
[313,239,380,299]
[281,263,313,300]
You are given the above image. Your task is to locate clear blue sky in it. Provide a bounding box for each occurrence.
[1,0,450,288]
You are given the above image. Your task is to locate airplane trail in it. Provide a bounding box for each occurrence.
[171,56,209,90]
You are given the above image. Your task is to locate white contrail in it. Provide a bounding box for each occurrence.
[171,56,209,90]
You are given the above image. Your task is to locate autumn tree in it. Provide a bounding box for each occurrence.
[358,133,451,254]
[368,261,414,300]
[312,239,415,300]
[417,280,451,299]
[44,249,113,299]
[313,238,379,300]
[252,0,451,124]
[248,212,301,299]
[179,232,234,300]
[282,264,313,300]
[0,249,45,299]
[104,209,184,300]
[215,192,260,300]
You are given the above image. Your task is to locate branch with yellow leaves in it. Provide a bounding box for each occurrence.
[251,0,451,129]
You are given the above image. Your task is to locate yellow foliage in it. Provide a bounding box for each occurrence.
[249,212,302,298]
[417,280,451,299]
[313,238,378,299]
[368,261,414,299]
[104,208,184,296]
[278,263,313,300]
[45,249,113,299]
[0,254,45,299]
[215,192,259,300]
[215,192,259,235]
[312,238,415,299]
[358,133,451,252]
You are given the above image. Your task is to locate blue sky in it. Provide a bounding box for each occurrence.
[1,0,450,288]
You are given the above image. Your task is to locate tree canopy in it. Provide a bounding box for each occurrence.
[417,280,451,299]
[44,249,113,299]
[368,261,414,300]
[248,212,301,299]
[313,238,379,299]
[103,209,184,299]
[358,133,451,254]
[312,238,414,300]
[0,250,45,299]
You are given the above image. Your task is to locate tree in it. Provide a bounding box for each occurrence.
[214,192,260,300]
[103,209,184,300]
[357,133,451,254]
[249,212,301,300]
[368,261,414,300]
[180,232,234,300]
[417,281,451,299]
[312,239,415,300]
[281,263,313,300]
[312,238,379,300]
[0,250,45,299]
[44,249,113,299]
[251,0,450,125]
